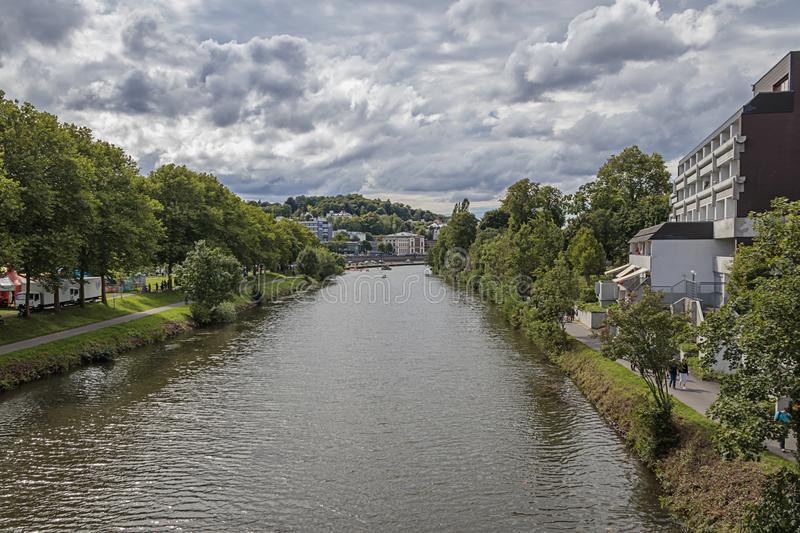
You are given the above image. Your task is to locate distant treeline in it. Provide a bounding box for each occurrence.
[254,194,443,221]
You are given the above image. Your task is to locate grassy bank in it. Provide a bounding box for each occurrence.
[0,292,185,346]
[0,306,192,392]
[0,274,312,394]
[555,338,795,531]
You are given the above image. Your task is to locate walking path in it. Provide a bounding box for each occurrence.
[564,321,797,462]
[0,302,186,356]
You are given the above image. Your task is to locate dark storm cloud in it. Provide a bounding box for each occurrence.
[0,0,87,58]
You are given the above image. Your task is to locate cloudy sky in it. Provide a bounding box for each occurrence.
[0,0,797,213]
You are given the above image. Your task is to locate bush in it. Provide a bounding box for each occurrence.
[211,301,237,323]
[686,356,724,382]
[580,286,597,304]
[189,302,212,326]
[744,468,800,532]
[630,401,679,465]
[524,317,567,356]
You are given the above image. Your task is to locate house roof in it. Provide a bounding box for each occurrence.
[629,222,714,243]
[385,232,419,237]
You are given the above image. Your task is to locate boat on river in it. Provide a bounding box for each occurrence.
[381,265,391,271]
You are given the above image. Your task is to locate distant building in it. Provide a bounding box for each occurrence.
[326,210,353,218]
[299,217,334,242]
[333,229,367,241]
[382,232,426,255]
[428,221,446,240]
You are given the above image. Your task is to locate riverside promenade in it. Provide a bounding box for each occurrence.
[564,321,797,462]
[0,302,185,356]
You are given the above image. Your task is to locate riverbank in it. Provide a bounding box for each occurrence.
[554,339,794,531]
[0,274,312,393]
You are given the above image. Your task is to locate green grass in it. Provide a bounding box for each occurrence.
[0,292,185,346]
[565,339,798,471]
[0,306,191,392]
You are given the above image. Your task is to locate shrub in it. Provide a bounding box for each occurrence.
[580,286,597,304]
[631,401,679,465]
[189,302,212,326]
[211,301,237,323]
[744,468,800,532]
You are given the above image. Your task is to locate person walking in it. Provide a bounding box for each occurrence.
[774,406,793,453]
[668,361,678,389]
[678,360,689,390]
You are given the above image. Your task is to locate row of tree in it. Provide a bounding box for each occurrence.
[0,92,318,316]
[254,193,442,223]
[429,144,799,472]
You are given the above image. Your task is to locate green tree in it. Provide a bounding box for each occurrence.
[699,198,800,460]
[603,290,687,419]
[479,208,509,230]
[567,226,606,282]
[510,212,563,280]
[72,130,162,305]
[567,146,671,263]
[0,154,22,264]
[525,253,580,352]
[144,164,228,287]
[358,240,372,254]
[297,245,320,278]
[174,240,241,322]
[0,94,88,316]
[501,179,565,229]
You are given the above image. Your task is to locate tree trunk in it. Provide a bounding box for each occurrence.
[79,269,85,308]
[101,274,107,305]
[24,271,31,318]
[53,275,60,313]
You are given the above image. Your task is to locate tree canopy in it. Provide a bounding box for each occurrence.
[699,198,800,460]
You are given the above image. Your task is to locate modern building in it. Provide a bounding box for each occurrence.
[381,232,426,256]
[612,51,800,308]
[299,217,334,242]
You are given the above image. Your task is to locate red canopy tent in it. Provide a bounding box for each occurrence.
[0,270,23,307]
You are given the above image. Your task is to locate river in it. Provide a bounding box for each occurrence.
[0,266,677,531]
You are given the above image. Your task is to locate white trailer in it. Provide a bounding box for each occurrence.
[16,280,55,311]
[17,276,103,311]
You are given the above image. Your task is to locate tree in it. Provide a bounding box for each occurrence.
[525,253,580,352]
[603,289,687,419]
[501,178,565,229]
[144,165,228,288]
[0,154,22,264]
[567,226,606,282]
[358,240,372,254]
[72,131,162,305]
[297,245,320,278]
[567,146,671,263]
[0,94,88,316]
[174,240,241,315]
[510,212,563,281]
[699,198,800,460]
[479,208,509,230]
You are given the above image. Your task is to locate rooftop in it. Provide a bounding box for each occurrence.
[629,222,714,243]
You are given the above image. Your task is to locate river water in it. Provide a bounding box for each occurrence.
[0,266,677,531]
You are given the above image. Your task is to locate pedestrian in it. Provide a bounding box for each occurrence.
[668,361,678,389]
[774,405,793,453]
[678,360,689,389]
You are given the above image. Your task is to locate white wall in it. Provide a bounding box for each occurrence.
[650,239,735,287]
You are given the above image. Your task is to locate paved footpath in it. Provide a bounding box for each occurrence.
[0,302,186,356]
[564,321,797,462]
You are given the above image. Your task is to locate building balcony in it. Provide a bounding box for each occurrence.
[713,176,734,193]
[629,253,651,271]
[698,152,713,169]
[697,186,713,201]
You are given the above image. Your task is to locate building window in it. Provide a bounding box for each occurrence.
[773,74,789,92]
